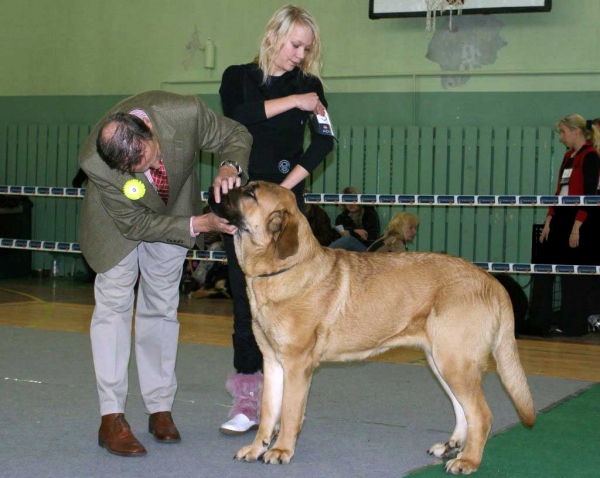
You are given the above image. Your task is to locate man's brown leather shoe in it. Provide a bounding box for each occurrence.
[98,413,147,457]
[149,411,181,443]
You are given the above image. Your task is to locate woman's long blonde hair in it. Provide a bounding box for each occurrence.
[255,4,322,84]
[556,114,600,153]
[384,212,420,242]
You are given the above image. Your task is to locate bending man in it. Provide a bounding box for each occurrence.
[78,90,251,456]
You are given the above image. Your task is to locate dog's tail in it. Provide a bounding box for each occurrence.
[492,292,536,428]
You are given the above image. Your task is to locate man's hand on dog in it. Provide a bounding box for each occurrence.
[192,212,237,235]
[212,164,241,204]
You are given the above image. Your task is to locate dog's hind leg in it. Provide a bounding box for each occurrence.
[261,355,315,465]
[235,357,283,462]
[427,347,493,475]
[425,351,467,460]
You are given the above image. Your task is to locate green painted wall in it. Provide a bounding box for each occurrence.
[3,91,600,128]
[0,0,598,126]
[1,0,598,96]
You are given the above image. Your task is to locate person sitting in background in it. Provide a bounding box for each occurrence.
[304,189,337,246]
[182,205,229,299]
[368,211,419,253]
[187,240,230,300]
[329,186,380,252]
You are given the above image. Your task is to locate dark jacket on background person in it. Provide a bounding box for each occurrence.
[334,207,380,248]
[306,203,337,246]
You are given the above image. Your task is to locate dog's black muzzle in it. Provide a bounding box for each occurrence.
[207,186,244,227]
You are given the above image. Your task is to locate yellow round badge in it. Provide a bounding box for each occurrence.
[123,179,146,200]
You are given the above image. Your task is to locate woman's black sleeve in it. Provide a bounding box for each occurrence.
[219,65,267,125]
[298,76,334,172]
[577,152,600,220]
[582,152,600,195]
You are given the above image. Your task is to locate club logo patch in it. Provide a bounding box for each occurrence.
[278,159,291,174]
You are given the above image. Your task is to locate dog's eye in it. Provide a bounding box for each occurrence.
[245,190,256,199]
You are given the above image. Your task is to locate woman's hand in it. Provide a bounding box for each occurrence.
[354,229,368,241]
[569,232,579,248]
[294,93,325,115]
[569,220,582,248]
[265,94,325,119]
[539,217,552,243]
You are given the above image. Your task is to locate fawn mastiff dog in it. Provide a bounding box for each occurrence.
[208,181,535,475]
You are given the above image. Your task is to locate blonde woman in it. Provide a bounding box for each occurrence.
[218,4,333,434]
[367,212,419,253]
[532,114,600,336]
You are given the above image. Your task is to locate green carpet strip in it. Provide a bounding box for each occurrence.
[409,383,600,477]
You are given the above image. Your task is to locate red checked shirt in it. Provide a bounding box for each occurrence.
[130,109,200,237]
[148,160,169,203]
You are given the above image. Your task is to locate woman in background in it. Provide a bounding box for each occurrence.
[367,212,419,253]
[218,4,333,434]
[535,114,600,336]
[329,186,380,252]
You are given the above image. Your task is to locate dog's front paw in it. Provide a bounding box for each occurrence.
[262,447,294,465]
[235,443,267,462]
[427,441,461,459]
[445,456,479,475]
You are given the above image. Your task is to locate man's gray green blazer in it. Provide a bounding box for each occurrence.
[78,90,251,273]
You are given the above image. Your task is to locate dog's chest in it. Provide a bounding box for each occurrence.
[247,284,298,342]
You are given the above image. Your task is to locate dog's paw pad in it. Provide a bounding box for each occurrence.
[235,445,266,463]
[262,448,293,465]
[445,457,479,475]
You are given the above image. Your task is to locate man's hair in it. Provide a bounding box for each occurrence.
[96,112,153,171]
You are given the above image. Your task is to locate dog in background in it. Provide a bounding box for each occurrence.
[209,181,535,475]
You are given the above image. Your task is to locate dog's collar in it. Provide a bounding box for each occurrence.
[252,264,297,279]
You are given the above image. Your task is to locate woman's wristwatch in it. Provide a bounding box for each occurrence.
[219,160,243,176]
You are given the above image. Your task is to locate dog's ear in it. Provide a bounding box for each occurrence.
[267,209,299,260]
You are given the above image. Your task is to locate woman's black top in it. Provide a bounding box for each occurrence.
[220,63,334,183]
